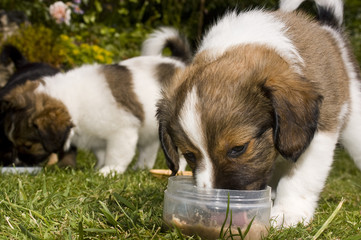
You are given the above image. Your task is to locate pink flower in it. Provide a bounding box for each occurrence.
[49,1,71,25]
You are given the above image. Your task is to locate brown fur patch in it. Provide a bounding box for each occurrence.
[2,80,73,164]
[156,63,177,86]
[274,11,350,131]
[101,64,144,122]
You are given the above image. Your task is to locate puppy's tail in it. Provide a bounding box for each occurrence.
[0,44,28,69]
[279,0,343,28]
[141,27,192,64]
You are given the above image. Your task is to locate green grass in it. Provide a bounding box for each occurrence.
[0,147,360,240]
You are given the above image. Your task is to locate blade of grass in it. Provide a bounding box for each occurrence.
[67,227,72,240]
[1,200,52,225]
[5,216,14,229]
[312,198,345,240]
[345,234,361,240]
[19,224,41,240]
[220,193,231,238]
[150,226,161,240]
[78,218,84,240]
[227,210,234,240]
[114,198,141,238]
[113,193,136,211]
[236,216,255,240]
[41,192,57,216]
[99,201,118,227]
[171,223,185,240]
[18,179,27,202]
[42,177,48,198]
[83,228,117,233]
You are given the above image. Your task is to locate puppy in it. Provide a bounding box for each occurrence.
[0,44,64,166]
[1,28,191,174]
[157,0,361,227]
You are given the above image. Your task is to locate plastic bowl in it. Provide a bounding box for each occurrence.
[1,166,42,174]
[163,176,271,240]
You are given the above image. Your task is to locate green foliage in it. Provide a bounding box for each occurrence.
[3,24,62,67]
[1,0,361,63]
[344,0,361,63]
[3,24,115,69]
[57,34,113,69]
[0,0,52,25]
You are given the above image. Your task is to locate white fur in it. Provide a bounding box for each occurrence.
[36,56,185,175]
[272,131,340,226]
[179,87,213,188]
[198,10,304,73]
[141,27,184,56]
[178,156,188,172]
[279,0,306,12]
[279,0,343,26]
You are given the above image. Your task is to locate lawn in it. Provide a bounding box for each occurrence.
[0,147,360,239]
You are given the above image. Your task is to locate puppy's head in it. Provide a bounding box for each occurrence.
[157,45,322,190]
[1,80,74,165]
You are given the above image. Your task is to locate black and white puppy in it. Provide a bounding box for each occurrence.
[0,44,63,166]
[1,28,191,174]
[157,0,361,227]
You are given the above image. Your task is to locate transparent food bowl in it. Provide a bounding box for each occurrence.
[163,176,271,240]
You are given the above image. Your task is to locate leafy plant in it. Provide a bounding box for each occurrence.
[3,24,63,67]
[2,24,114,69]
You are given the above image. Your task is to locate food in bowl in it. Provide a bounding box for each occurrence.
[163,176,271,239]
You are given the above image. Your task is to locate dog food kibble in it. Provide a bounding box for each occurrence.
[167,214,268,240]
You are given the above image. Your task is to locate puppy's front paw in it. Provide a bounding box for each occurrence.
[271,205,312,228]
[99,165,126,175]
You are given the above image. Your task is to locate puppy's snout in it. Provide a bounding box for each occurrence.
[214,172,267,190]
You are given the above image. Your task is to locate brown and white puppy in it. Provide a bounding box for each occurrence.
[1,27,191,174]
[157,0,361,227]
[0,44,72,166]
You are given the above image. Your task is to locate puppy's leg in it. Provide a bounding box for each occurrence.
[133,140,160,170]
[340,103,361,171]
[271,131,339,227]
[57,146,77,168]
[95,149,106,169]
[99,128,139,175]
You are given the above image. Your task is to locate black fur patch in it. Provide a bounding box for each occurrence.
[164,37,192,64]
[316,6,340,29]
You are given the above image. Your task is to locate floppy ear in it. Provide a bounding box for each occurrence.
[158,122,180,175]
[157,96,180,175]
[263,75,323,162]
[1,92,27,112]
[0,80,40,112]
[33,107,74,153]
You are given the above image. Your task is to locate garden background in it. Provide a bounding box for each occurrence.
[0,0,360,239]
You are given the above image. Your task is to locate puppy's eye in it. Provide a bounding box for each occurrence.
[183,152,196,163]
[22,143,32,150]
[227,144,248,158]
